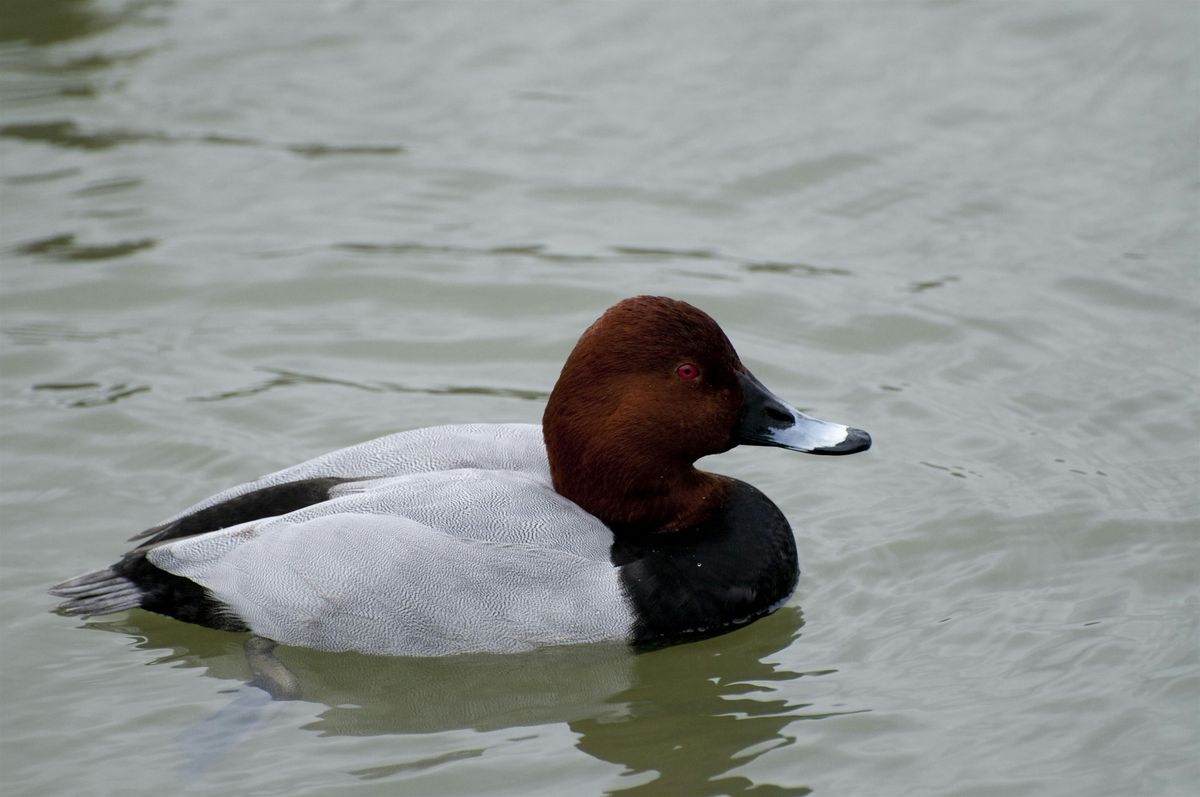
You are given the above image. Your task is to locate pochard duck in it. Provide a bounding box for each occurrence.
[52,296,870,656]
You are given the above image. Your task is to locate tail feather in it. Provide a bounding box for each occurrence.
[50,567,144,616]
[48,568,124,594]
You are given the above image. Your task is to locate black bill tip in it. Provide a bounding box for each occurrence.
[808,426,872,455]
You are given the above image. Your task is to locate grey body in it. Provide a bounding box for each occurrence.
[94,425,634,655]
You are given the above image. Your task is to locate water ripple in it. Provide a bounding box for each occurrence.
[0,119,405,158]
[187,368,547,404]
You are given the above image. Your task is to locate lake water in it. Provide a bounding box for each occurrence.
[1,1,1197,795]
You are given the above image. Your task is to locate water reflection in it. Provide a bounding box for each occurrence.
[81,606,825,794]
[0,0,158,112]
[575,609,823,797]
[13,231,156,259]
[0,0,115,46]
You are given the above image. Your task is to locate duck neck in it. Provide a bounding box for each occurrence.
[544,431,732,533]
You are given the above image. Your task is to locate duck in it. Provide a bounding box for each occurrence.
[51,296,870,656]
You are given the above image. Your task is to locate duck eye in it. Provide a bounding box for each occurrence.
[675,363,700,380]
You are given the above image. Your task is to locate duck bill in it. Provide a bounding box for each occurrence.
[736,371,871,455]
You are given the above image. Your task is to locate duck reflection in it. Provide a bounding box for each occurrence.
[572,609,819,797]
[83,605,823,795]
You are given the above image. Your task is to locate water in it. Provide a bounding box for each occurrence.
[2,1,1197,795]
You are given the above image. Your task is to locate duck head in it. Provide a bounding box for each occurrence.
[542,296,870,533]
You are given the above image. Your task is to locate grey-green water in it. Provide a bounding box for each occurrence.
[2,1,1197,795]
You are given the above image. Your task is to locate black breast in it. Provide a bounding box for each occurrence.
[611,478,799,648]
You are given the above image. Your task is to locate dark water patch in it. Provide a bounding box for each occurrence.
[0,44,154,74]
[31,382,102,391]
[336,241,609,264]
[286,143,405,157]
[187,368,548,404]
[909,276,960,293]
[611,245,852,277]
[3,167,79,184]
[668,269,738,282]
[72,176,142,197]
[13,232,155,260]
[0,0,122,46]
[94,385,150,407]
[921,461,976,479]
[1053,458,1111,480]
[0,120,160,150]
[0,44,152,105]
[32,381,150,408]
[0,119,404,158]
[57,49,155,72]
[490,244,603,262]
[191,132,265,148]
[744,260,853,277]
[1,74,96,103]
[612,245,721,260]
[198,134,406,157]
[410,384,548,401]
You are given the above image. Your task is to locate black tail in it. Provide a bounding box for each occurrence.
[49,566,143,616]
[51,552,249,631]
[52,476,352,625]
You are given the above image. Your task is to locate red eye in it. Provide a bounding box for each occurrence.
[676,363,700,380]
